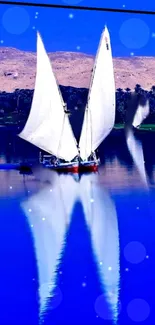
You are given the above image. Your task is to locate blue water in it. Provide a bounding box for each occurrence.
[0,129,155,325]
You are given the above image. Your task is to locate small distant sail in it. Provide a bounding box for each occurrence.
[19,32,78,162]
[132,100,150,128]
[126,129,148,186]
[79,26,115,160]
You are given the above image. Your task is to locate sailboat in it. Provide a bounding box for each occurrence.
[132,99,150,129]
[78,26,115,172]
[18,26,115,173]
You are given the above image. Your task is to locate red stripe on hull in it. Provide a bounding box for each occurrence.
[55,165,79,173]
[79,163,98,173]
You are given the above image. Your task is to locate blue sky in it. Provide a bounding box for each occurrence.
[0,1,155,56]
[3,0,155,11]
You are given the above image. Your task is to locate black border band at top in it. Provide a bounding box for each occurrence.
[0,0,155,15]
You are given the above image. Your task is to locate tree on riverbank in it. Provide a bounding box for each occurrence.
[0,84,155,127]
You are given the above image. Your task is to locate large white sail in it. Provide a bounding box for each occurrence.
[132,100,150,128]
[79,26,115,160]
[19,32,78,162]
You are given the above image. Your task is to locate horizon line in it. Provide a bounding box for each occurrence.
[0,45,155,59]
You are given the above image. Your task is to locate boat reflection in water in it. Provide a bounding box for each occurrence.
[21,172,120,324]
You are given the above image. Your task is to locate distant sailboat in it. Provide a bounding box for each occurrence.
[18,27,115,173]
[79,26,116,172]
[132,100,150,129]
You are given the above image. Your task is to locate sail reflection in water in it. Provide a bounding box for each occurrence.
[80,174,120,322]
[21,173,79,312]
[21,172,120,323]
[126,129,148,187]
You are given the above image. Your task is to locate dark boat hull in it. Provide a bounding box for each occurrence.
[79,160,99,173]
[43,161,79,173]
[40,153,99,174]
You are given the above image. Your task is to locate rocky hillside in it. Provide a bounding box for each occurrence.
[0,47,155,92]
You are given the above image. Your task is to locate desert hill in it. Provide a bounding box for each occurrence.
[0,47,155,92]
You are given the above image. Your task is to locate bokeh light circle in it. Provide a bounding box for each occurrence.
[119,18,150,49]
[2,7,30,35]
[127,299,150,322]
[94,294,113,320]
[51,287,63,309]
[39,283,63,309]
[124,241,146,264]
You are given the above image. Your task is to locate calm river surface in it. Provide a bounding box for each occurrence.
[0,128,155,325]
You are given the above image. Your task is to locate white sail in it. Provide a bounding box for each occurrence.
[132,100,150,128]
[19,32,78,162]
[79,174,120,322]
[79,26,115,160]
[21,173,79,313]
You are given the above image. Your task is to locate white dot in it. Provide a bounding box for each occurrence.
[136,206,140,210]
[35,11,39,15]
[146,255,149,259]
[76,45,80,50]
[9,186,12,189]
[50,189,52,192]
[29,208,32,212]
[42,217,45,221]
[99,262,103,266]
[122,4,126,7]
[0,40,4,44]
[130,52,134,56]
[32,26,35,30]
[125,268,129,272]
[31,224,33,228]
[35,16,38,19]
[59,271,62,275]
[152,32,155,38]
[82,282,87,287]
[90,198,94,203]
[28,190,30,193]
[108,266,112,271]
[69,13,74,19]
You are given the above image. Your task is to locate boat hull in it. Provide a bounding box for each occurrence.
[40,154,99,173]
[43,161,79,173]
[79,160,99,173]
